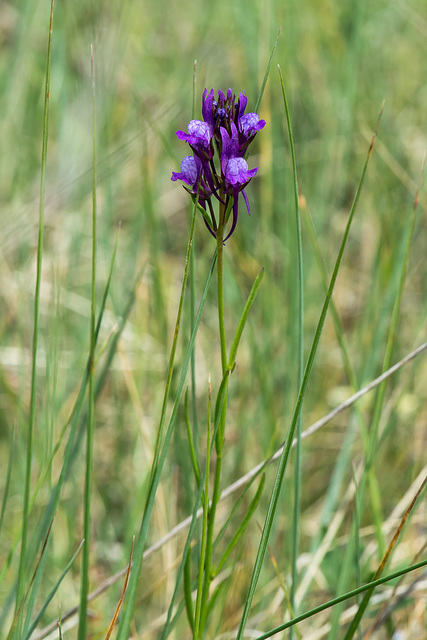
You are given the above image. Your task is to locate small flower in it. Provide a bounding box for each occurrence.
[171,155,201,187]
[224,157,257,186]
[176,120,212,153]
[239,112,266,138]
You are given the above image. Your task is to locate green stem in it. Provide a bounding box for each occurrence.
[216,207,227,376]
[197,210,228,635]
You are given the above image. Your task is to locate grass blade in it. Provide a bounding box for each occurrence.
[0,428,14,538]
[278,64,304,633]
[22,541,84,640]
[214,474,265,576]
[8,518,55,640]
[14,2,54,635]
[77,44,98,640]
[103,538,134,640]
[228,268,264,370]
[254,27,281,114]
[329,151,425,638]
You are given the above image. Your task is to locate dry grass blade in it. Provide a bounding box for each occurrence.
[363,541,427,639]
[103,537,134,640]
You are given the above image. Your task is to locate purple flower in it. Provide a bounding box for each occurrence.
[239,112,266,138]
[171,87,265,242]
[171,155,201,187]
[176,120,212,152]
[224,157,258,186]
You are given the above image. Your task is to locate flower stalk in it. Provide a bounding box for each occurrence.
[172,88,265,637]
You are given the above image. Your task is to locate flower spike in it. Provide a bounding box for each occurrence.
[171,87,265,241]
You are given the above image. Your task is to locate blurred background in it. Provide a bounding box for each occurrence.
[0,0,426,637]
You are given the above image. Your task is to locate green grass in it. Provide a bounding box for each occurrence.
[0,0,426,638]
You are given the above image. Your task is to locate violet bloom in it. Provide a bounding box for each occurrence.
[171,155,201,187]
[239,112,266,138]
[171,87,265,241]
[176,120,212,153]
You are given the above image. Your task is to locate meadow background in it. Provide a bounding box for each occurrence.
[0,0,426,638]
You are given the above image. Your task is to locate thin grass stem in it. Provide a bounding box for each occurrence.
[14,2,54,635]
[77,44,97,640]
[278,64,304,632]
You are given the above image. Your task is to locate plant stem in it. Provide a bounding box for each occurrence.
[216,205,227,376]
[197,208,228,635]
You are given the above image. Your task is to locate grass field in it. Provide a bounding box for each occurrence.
[0,0,426,638]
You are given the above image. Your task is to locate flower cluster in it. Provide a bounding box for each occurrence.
[171,89,265,241]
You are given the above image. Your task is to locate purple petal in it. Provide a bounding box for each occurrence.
[202,89,215,132]
[238,92,247,119]
[241,189,251,215]
[220,127,232,175]
[224,189,240,242]
[220,123,240,175]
